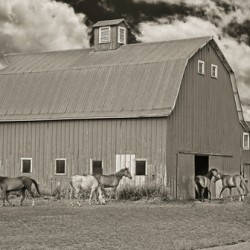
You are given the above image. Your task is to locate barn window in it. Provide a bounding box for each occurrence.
[99,26,110,43]
[135,160,147,175]
[21,158,32,173]
[55,159,66,175]
[243,132,250,150]
[118,27,126,44]
[198,60,205,75]
[211,64,218,78]
[90,160,103,175]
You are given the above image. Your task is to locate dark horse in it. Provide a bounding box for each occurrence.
[0,176,41,206]
[194,168,218,202]
[214,173,249,201]
[95,167,132,200]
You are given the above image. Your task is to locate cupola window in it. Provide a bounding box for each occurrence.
[99,26,110,43]
[118,27,126,44]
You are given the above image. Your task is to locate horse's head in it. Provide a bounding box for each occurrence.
[213,172,222,182]
[209,168,219,177]
[123,167,132,179]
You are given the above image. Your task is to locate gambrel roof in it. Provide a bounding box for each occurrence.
[0,36,243,122]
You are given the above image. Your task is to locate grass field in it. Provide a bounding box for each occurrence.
[0,196,250,250]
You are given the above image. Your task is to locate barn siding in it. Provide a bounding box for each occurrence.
[167,43,244,198]
[0,118,168,193]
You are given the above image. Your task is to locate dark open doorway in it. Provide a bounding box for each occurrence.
[195,155,209,199]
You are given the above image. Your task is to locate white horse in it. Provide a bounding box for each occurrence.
[69,175,105,206]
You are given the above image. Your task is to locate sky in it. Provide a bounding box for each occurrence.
[0,0,250,119]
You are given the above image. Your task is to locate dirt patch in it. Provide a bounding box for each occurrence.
[0,196,249,250]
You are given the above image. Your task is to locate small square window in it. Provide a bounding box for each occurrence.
[243,132,249,150]
[198,60,205,75]
[135,160,147,176]
[21,158,32,173]
[55,159,66,175]
[211,64,218,78]
[91,160,103,175]
[99,26,110,43]
[118,27,126,44]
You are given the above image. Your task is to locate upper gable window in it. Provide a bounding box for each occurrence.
[211,64,218,78]
[243,132,250,150]
[99,26,110,43]
[118,27,126,44]
[198,60,205,75]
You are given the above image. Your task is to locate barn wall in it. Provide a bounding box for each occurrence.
[166,42,245,198]
[0,117,168,193]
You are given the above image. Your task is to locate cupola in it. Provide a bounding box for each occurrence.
[92,19,129,51]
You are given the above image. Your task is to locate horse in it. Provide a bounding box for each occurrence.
[214,173,249,201]
[194,168,219,202]
[0,176,41,206]
[95,167,132,200]
[69,175,105,206]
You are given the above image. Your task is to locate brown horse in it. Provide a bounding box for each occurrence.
[69,175,105,206]
[194,168,218,202]
[0,176,41,206]
[95,168,132,200]
[214,173,249,201]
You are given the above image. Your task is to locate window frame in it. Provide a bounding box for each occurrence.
[198,60,205,75]
[21,158,32,173]
[99,26,111,44]
[211,64,218,78]
[118,26,126,44]
[55,158,67,175]
[243,132,250,150]
[135,159,147,176]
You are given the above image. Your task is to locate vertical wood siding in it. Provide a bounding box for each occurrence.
[167,43,244,198]
[0,118,168,193]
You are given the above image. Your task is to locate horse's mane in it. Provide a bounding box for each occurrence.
[114,168,128,176]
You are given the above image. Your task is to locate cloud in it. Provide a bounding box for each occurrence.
[0,0,89,55]
[137,17,220,42]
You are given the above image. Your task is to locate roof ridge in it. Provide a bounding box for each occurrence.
[3,36,212,58]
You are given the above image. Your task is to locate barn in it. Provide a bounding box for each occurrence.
[0,19,249,199]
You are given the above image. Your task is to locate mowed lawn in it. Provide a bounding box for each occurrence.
[0,196,250,250]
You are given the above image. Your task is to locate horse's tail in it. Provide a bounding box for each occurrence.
[241,176,249,194]
[194,177,200,194]
[31,179,41,196]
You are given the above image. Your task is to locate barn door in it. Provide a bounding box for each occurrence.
[177,153,195,199]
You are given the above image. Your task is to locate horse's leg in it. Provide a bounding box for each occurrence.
[26,185,35,206]
[201,188,205,202]
[89,189,94,205]
[219,187,226,199]
[208,188,212,201]
[76,189,81,206]
[114,187,118,201]
[19,188,26,206]
[5,191,14,206]
[236,185,244,201]
[69,186,74,206]
[1,189,7,206]
[229,188,233,201]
